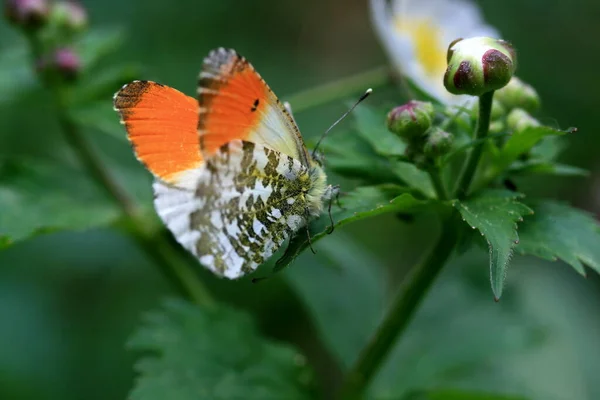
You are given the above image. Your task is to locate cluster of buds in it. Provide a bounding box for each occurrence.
[495,77,541,134]
[443,36,545,153]
[496,77,540,113]
[5,0,87,81]
[387,101,453,169]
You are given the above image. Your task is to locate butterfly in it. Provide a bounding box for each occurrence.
[113,48,339,279]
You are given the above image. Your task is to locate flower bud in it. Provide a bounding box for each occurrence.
[444,37,516,96]
[387,100,434,141]
[507,108,540,132]
[495,76,540,113]
[424,128,454,158]
[37,48,81,81]
[50,1,87,32]
[489,120,505,134]
[4,0,49,29]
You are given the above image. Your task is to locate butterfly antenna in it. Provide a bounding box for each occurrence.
[311,88,372,157]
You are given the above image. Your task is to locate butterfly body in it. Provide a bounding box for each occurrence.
[114,48,331,278]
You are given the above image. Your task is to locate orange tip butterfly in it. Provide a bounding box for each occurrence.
[113,48,370,278]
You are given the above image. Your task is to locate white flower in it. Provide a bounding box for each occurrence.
[370,0,499,105]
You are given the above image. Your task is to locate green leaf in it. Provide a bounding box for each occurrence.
[274,185,433,271]
[529,135,567,161]
[0,43,37,104]
[69,101,126,141]
[371,263,542,398]
[352,104,406,157]
[401,389,528,400]
[508,161,588,177]
[453,190,533,299]
[288,240,542,398]
[392,161,435,198]
[75,28,125,72]
[128,300,315,400]
[517,201,600,276]
[0,159,120,247]
[494,126,565,172]
[321,134,404,185]
[73,64,141,106]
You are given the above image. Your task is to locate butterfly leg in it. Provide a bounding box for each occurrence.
[324,184,342,235]
[304,210,317,254]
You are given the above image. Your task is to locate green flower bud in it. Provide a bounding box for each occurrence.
[387,100,434,141]
[495,76,540,113]
[489,120,505,134]
[424,128,454,158]
[507,108,540,132]
[50,1,87,32]
[444,37,516,96]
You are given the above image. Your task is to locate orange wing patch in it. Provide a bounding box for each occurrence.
[197,50,268,154]
[197,48,308,164]
[114,81,202,190]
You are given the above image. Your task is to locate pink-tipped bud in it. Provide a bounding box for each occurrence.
[444,37,516,97]
[55,47,80,79]
[37,47,81,81]
[4,0,49,29]
[387,100,434,141]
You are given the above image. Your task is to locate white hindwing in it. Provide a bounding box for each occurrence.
[153,139,311,278]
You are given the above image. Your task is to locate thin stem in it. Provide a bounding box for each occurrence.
[339,213,458,399]
[131,228,216,307]
[453,91,495,199]
[58,112,138,218]
[428,167,448,201]
[58,105,215,308]
[25,34,214,309]
[285,66,391,113]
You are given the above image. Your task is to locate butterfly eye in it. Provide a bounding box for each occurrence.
[311,151,326,167]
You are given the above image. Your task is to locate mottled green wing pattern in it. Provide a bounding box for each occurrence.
[153,139,312,278]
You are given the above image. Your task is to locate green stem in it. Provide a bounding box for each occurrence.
[428,167,448,201]
[25,34,214,309]
[453,91,495,199]
[339,213,457,399]
[131,228,215,308]
[58,111,139,218]
[285,66,391,113]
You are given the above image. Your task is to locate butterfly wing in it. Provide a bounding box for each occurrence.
[116,49,325,277]
[154,139,311,278]
[197,48,311,167]
[113,80,202,190]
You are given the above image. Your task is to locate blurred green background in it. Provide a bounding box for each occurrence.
[1,0,599,399]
